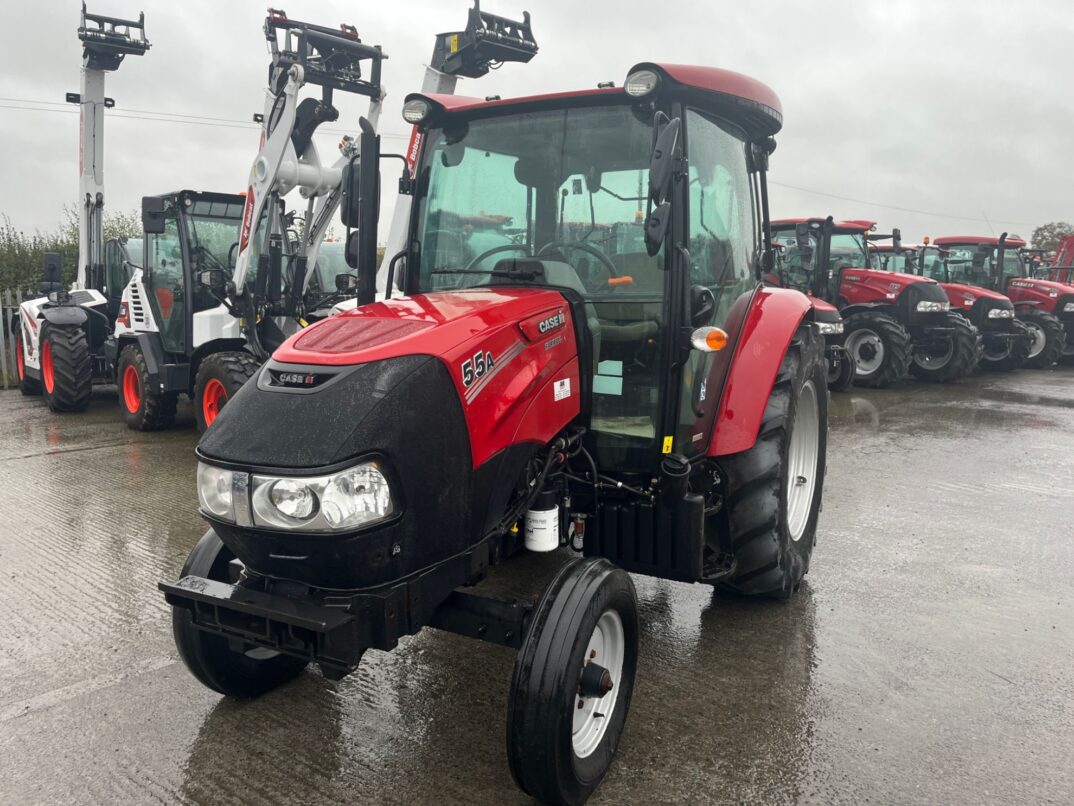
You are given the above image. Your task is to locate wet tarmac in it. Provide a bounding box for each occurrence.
[1,371,1072,805]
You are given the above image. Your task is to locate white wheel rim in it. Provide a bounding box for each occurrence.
[785,380,820,542]
[1024,322,1045,359]
[845,328,885,376]
[572,609,625,759]
[913,337,954,370]
[982,336,1012,361]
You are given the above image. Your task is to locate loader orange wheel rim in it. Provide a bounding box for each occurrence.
[202,379,227,426]
[16,338,25,380]
[41,340,55,394]
[122,365,142,413]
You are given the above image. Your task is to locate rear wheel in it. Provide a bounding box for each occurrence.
[194,351,260,432]
[718,325,827,599]
[507,558,638,806]
[15,328,40,395]
[117,345,177,431]
[843,311,912,388]
[1019,310,1063,369]
[172,530,308,698]
[40,323,91,412]
[979,320,1031,372]
[908,312,979,383]
[826,345,854,392]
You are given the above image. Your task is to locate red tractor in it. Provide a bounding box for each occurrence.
[933,234,1071,367]
[874,241,1029,372]
[770,217,979,387]
[160,63,829,803]
[768,227,854,391]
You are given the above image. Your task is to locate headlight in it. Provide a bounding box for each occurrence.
[197,463,236,523]
[987,308,1015,319]
[624,69,660,98]
[250,461,394,532]
[817,321,844,335]
[915,300,950,312]
[1063,302,1074,312]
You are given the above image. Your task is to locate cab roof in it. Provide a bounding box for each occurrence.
[771,217,876,233]
[933,235,1027,248]
[411,62,783,139]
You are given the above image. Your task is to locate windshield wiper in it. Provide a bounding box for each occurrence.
[431,265,545,281]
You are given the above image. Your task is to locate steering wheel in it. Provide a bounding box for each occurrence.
[463,243,531,272]
[537,240,619,285]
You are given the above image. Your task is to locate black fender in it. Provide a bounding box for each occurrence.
[41,305,89,329]
[114,333,167,386]
[839,302,898,320]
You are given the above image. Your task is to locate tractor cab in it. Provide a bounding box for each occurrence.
[934,234,1074,366]
[102,236,141,320]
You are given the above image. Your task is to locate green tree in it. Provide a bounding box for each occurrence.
[1030,221,1074,253]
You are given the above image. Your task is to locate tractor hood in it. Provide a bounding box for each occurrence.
[842,268,928,287]
[810,297,842,322]
[1007,277,1073,296]
[940,282,1010,305]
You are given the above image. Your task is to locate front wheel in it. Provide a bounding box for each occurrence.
[717,324,828,599]
[908,312,979,383]
[15,327,40,395]
[979,320,1031,372]
[826,344,854,392]
[172,530,308,698]
[843,311,912,388]
[1019,310,1064,369]
[117,345,178,431]
[507,558,638,806]
[40,323,92,412]
[194,351,260,432]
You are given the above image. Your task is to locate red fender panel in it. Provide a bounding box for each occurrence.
[707,286,813,457]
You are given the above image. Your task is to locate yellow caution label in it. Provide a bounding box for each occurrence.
[449,34,459,53]
[298,318,309,327]
[662,436,674,454]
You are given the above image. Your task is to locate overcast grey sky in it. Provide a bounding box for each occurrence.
[1,0,1070,243]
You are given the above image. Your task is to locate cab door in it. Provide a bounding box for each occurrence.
[142,212,187,353]
[103,239,133,320]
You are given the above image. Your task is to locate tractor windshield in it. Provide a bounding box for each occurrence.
[413,102,757,467]
[771,229,820,293]
[829,232,870,271]
[942,244,1007,289]
[876,249,912,273]
[919,246,948,282]
[184,202,244,314]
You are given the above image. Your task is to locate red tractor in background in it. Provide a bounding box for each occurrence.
[874,241,1029,372]
[770,217,979,387]
[160,62,830,804]
[768,227,853,391]
[933,234,1072,367]
[1040,234,1074,284]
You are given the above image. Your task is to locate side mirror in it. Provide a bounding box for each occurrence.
[335,272,358,293]
[648,114,681,206]
[142,196,166,234]
[644,202,671,257]
[689,285,716,327]
[340,159,361,229]
[197,269,226,290]
[41,252,63,286]
[892,227,902,253]
[794,224,815,270]
[344,230,361,270]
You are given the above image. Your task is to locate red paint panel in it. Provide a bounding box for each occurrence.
[708,287,812,457]
[937,282,1009,313]
[1005,278,1070,313]
[772,218,875,233]
[838,269,930,305]
[934,235,1027,248]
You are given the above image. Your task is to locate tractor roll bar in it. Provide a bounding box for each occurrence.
[431,0,537,79]
[264,8,384,98]
[78,2,150,71]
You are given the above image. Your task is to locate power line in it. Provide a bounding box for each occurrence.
[769,180,1034,228]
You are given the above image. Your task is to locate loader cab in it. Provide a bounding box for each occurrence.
[398,65,781,471]
[139,191,244,354]
[103,237,141,320]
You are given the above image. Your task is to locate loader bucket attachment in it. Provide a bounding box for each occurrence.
[431,1,538,79]
[78,2,150,71]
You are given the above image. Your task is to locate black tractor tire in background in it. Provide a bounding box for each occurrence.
[507,557,639,806]
[979,319,1032,372]
[15,328,40,396]
[842,311,912,389]
[172,530,308,698]
[1018,310,1064,369]
[117,344,178,431]
[194,350,260,433]
[716,325,828,600]
[40,323,92,412]
[827,346,855,392]
[908,312,979,383]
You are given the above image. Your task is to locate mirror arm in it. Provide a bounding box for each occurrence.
[384,250,406,300]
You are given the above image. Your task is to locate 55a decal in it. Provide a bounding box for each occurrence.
[461,350,496,387]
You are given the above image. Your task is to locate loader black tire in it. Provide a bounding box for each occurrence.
[908,312,979,383]
[117,344,177,431]
[15,328,40,395]
[40,323,91,412]
[717,325,827,600]
[172,530,307,699]
[1019,310,1063,369]
[507,557,638,806]
[843,311,912,388]
[979,319,1031,372]
[826,346,854,392]
[194,350,260,432]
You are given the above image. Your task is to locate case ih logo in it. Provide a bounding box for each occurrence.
[272,370,324,388]
[1010,280,1037,289]
[537,311,566,334]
